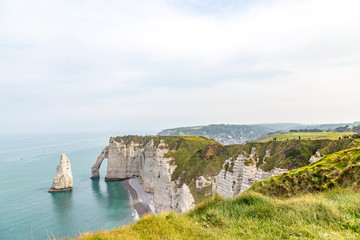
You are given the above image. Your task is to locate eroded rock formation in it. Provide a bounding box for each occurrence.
[91,138,194,213]
[213,148,287,198]
[309,150,323,163]
[49,153,73,192]
[92,137,293,212]
[195,176,211,189]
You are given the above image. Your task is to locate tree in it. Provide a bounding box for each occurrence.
[334,125,350,132]
[353,125,360,133]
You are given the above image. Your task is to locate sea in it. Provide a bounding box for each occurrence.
[0,133,137,240]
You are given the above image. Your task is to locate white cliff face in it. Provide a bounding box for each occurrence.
[153,153,175,212]
[140,140,168,193]
[153,148,194,213]
[213,148,287,198]
[255,167,287,182]
[213,154,255,198]
[176,184,195,213]
[92,138,194,213]
[92,138,141,180]
[49,153,73,192]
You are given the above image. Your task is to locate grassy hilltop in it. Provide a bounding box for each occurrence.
[77,145,360,240]
[158,124,272,142]
[257,131,354,142]
[158,123,359,144]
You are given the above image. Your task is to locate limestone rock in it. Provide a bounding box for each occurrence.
[195,176,211,189]
[214,154,256,198]
[49,153,73,192]
[91,145,109,179]
[176,184,195,213]
[92,138,195,213]
[91,138,141,180]
[213,148,287,198]
[263,149,271,164]
[309,150,322,163]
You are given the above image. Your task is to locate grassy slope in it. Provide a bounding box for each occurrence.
[76,145,360,240]
[251,147,360,197]
[257,132,354,142]
[77,189,360,240]
[235,138,358,171]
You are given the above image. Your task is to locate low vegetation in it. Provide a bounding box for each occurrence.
[251,147,360,197]
[158,124,272,141]
[77,189,360,240]
[249,138,359,171]
[257,131,354,142]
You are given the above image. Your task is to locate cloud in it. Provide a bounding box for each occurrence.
[0,0,360,133]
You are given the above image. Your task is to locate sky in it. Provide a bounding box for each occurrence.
[1,0,360,134]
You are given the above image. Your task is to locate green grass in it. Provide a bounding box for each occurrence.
[240,138,359,171]
[76,188,360,240]
[258,132,354,142]
[251,147,360,197]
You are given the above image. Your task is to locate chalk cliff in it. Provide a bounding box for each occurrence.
[94,137,341,212]
[213,148,287,198]
[91,137,194,213]
[49,153,73,192]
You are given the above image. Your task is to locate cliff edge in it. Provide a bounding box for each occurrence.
[91,136,199,213]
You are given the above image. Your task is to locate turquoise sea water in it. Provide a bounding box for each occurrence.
[0,133,135,240]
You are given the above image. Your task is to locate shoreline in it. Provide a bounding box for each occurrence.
[122,178,154,218]
[48,187,73,193]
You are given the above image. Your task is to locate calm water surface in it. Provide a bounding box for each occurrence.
[0,133,135,240]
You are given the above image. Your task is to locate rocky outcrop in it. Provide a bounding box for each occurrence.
[195,176,211,189]
[255,167,287,182]
[309,150,323,163]
[213,148,287,198]
[49,153,73,192]
[176,184,195,213]
[91,138,141,180]
[91,138,194,213]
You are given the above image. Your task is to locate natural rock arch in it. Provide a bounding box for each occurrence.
[91,146,109,179]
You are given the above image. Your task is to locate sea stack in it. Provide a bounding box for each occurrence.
[49,153,73,192]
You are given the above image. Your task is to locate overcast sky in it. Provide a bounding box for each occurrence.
[1,0,360,134]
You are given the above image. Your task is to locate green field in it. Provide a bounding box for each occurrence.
[258,132,354,142]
